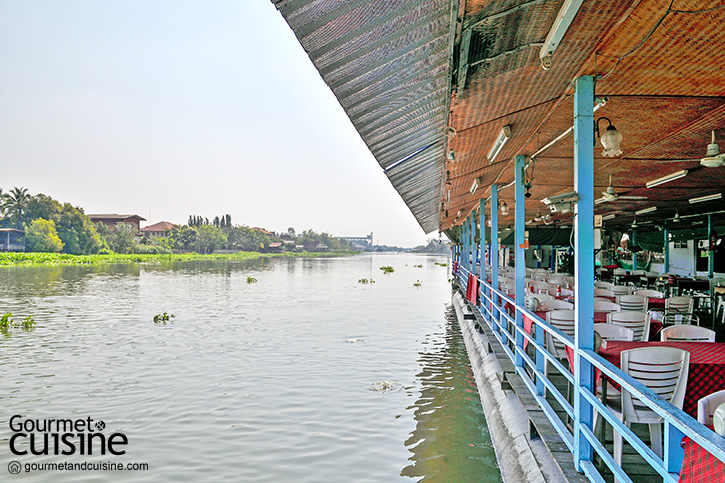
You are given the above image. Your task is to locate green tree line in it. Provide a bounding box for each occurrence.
[0,187,353,255]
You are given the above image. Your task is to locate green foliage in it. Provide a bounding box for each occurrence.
[132,244,171,255]
[104,222,138,254]
[246,276,257,284]
[0,313,36,331]
[297,229,354,251]
[434,262,448,267]
[413,280,422,287]
[358,278,375,284]
[195,225,227,254]
[1,187,31,228]
[414,264,423,268]
[55,203,102,254]
[25,218,64,253]
[379,266,395,274]
[0,313,12,329]
[225,226,271,252]
[153,312,174,323]
[21,315,36,328]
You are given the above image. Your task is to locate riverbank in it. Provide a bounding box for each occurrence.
[0,251,359,267]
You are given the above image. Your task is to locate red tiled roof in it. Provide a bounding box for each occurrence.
[88,214,146,221]
[141,221,176,232]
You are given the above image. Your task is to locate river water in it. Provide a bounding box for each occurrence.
[0,253,501,482]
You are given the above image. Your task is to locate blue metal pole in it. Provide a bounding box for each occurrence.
[472,210,478,277]
[573,75,595,469]
[633,229,637,270]
[463,218,468,274]
[664,222,669,274]
[708,215,714,279]
[491,185,500,331]
[480,199,486,281]
[514,155,526,368]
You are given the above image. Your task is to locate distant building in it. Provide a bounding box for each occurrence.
[0,228,25,252]
[268,242,283,253]
[141,221,176,239]
[88,214,146,231]
[250,227,275,237]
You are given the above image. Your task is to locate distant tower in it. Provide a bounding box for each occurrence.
[368,232,374,247]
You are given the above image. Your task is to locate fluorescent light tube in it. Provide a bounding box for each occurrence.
[645,170,688,188]
[689,193,723,204]
[487,125,512,163]
[470,177,481,194]
[635,206,657,215]
[539,0,585,69]
[601,214,616,221]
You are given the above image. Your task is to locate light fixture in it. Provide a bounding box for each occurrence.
[524,181,532,198]
[500,201,509,216]
[646,170,688,188]
[487,125,512,163]
[601,213,616,221]
[701,131,724,168]
[673,210,680,222]
[470,176,482,194]
[635,206,657,215]
[631,217,639,229]
[596,117,622,157]
[457,210,463,217]
[689,193,723,204]
[448,150,456,161]
[539,0,585,70]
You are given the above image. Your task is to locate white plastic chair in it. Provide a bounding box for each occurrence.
[540,299,574,311]
[698,390,725,426]
[594,323,634,342]
[559,287,574,297]
[617,295,647,312]
[593,297,613,304]
[635,289,664,299]
[607,311,651,342]
[610,285,632,296]
[545,310,576,362]
[610,347,690,462]
[595,281,615,289]
[594,301,621,314]
[594,288,616,298]
[660,325,716,342]
[666,296,695,315]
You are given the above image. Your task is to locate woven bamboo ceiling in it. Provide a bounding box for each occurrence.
[274,0,725,235]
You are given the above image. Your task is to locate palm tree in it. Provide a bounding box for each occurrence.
[2,187,30,228]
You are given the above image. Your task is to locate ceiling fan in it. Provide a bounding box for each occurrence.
[595,175,649,204]
[700,131,725,168]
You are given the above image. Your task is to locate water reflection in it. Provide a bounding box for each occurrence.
[402,306,501,482]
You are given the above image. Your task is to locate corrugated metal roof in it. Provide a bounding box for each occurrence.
[272,0,457,233]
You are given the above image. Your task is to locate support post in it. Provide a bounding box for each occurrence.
[573,75,595,469]
[514,155,526,368]
[480,199,486,281]
[491,185,500,331]
[708,214,714,279]
[664,222,670,274]
[470,213,476,274]
[632,229,637,270]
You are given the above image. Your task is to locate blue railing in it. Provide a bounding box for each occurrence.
[453,259,725,483]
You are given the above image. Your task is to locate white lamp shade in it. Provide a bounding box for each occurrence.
[601,126,623,157]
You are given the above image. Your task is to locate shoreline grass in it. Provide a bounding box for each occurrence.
[0,251,359,267]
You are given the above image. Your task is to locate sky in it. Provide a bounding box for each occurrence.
[0,1,438,247]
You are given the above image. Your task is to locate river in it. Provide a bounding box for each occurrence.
[0,253,501,482]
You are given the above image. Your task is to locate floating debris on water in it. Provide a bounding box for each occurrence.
[379,266,394,274]
[369,380,403,393]
[247,276,257,284]
[358,278,375,284]
[153,312,175,323]
[434,262,448,267]
[242,393,256,399]
[345,338,364,343]
[413,280,422,287]
[414,264,423,268]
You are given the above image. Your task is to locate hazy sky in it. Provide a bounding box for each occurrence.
[0,1,438,247]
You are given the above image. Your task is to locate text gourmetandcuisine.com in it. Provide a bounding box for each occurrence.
[8,415,128,456]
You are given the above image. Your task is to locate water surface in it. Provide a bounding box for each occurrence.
[0,253,501,482]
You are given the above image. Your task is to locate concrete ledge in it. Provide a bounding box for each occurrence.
[452,291,587,483]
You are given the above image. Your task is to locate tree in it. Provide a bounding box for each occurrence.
[25,218,64,253]
[287,227,296,237]
[26,194,62,222]
[195,225,227,254]
[55,203,103,254]
[2,187,31,228]
[105,223,138,254]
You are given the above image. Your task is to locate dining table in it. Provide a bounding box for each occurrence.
[679,428,725,483]
[599,341,725,418]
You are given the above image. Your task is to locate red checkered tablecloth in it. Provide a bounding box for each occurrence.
[600,341,725,417]
[679,428,725,483]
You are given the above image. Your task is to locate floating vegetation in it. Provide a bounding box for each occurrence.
[345,338,364,343]
[414,264,423,268]
[434,262,448,267]
[358,278,376,284]
[379,266,395,274]
[153,313,175,323]
[369,380,403,393]
[246,276,257,284]
[413,280,422,287]
[0,313,36,332]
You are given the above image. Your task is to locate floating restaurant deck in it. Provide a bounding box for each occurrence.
[273,1,725,481]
